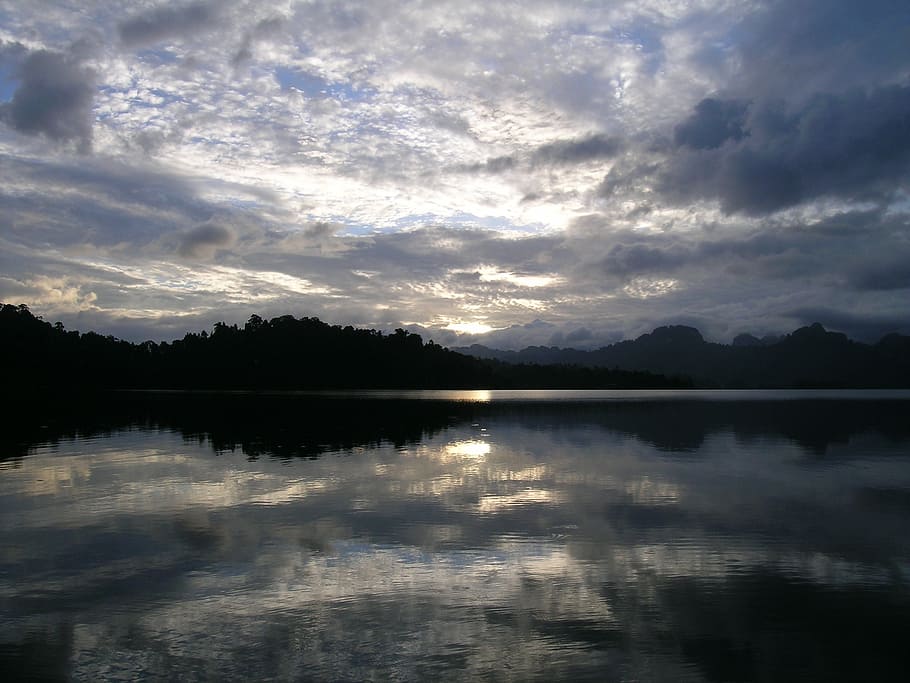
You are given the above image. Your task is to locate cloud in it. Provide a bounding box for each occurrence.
[459,134,622,175]
[303,221,337,240]
[457,155,517,174]
[232,16,286,69]
[0,0,907,346]
[0,40,27,67]
[586,208,907,287]
[178,222,235,259]
[601,242,689,280]
[118,1,222,48]
[847,256,910,291]
[0,47,95,151]
[659,84,910,215]
[0,153,229,251]
[674,98,749,150]
[0,274,98,312]
[531,134,623,165]
[724,0,910,99]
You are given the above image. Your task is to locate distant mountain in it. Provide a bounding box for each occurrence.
[7,302,907,389]
[732,333,780,347]
[0,303,684,391]
[456,323,910,388]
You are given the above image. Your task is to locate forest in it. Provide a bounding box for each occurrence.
[0,304,686,391]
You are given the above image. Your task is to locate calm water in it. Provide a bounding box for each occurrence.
[2,391,909,681]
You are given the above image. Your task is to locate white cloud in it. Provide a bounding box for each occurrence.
[0,0,907,345]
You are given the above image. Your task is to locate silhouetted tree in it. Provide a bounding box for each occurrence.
[8,302,902,390]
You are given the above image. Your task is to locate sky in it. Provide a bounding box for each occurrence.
[0,0,908,348]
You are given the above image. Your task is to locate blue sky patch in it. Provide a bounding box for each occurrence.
[0,64,18,102]
[136,48,179,66]
[274,66,371,102]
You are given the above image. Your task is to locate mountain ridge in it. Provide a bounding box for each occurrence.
[455,323,910,388]
[5,302,908,389]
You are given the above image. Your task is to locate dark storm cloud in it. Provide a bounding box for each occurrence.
[660,84,910,215]
[458,134,621,175]
[340,227,567,281]
[2,154,212,216]
[597,160,659,199]
[178,223,234,259]
[674,98,748,150]
[0,40,27,66]
[5,155,202,207]
[531,133,623,165]
[591,209,908,290]
[846,255,910,291]
[118,1,222,48]
[728,0,910,98]
[0,154,275,257]
[601,242,689,279]
[0,47,95,151]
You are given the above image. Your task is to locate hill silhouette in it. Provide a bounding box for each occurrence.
[457,323,910,388]
[6,303,907,389]
[0,303,685,390]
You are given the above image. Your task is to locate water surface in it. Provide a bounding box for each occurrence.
[2,391,909,681]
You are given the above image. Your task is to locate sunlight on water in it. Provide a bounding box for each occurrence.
[443,439,491,459]
[1,393,909,680]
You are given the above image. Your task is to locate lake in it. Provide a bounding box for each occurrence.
[2,390,909,681]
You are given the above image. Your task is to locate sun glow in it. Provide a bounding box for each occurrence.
[445,321,495,335]
[459,266,562,288]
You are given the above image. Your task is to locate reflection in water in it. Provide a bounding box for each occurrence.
[443,439,492,459]
[1,392,909,681]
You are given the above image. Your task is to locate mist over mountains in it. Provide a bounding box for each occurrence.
[456,323,910,388]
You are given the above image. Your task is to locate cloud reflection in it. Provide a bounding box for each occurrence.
[2,398,910,680]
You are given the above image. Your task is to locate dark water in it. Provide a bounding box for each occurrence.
[2,391,909,681]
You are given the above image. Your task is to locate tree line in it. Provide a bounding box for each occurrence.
[1,304,688,391]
